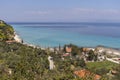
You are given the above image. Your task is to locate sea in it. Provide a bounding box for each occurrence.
[10,22,120,48]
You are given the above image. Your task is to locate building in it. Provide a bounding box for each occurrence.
[97,54,105,61]
[96,46,120,56]
[82,48,94,52]
[74,69,101,80]
[62,53,70,57]
[65,46,72,53]
[48,56,55,70]
[6,40,16,44]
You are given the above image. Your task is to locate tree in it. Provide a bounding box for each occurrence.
[87,50,95,61]
[76,58,86,67]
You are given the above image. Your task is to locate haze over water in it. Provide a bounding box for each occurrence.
[11,23,120,48]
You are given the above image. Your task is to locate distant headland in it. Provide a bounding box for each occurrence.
[0,20,22,43]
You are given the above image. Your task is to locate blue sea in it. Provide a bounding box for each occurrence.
[10,22,120,48]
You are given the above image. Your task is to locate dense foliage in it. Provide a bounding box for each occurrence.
[0,42,119,80]
[0,20,14,41]
[0,42,85,80]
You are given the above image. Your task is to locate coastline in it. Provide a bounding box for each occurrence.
[13,31,120,64]
[14,32,23,43]
[13,27,120,54]
[11,22,120,49]
[14,32,44,49]
[13,31,120,52]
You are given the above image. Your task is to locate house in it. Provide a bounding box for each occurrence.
[74,69,101,80]
[48,56,55,70]
[107,70,118,78]
[82,48,94,52]
[61,45,72,59]
[97,54,105,61]
[62,53,70,57]
[65,46,72,53]
[96,46,120,56]
[6,40,16,44]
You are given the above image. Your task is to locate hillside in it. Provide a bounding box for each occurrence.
[0,21,119,80]
[0,20,14,41]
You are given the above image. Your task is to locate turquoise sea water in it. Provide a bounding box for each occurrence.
[10,23,120,48]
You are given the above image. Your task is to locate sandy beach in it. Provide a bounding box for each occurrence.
[14,32,23,43]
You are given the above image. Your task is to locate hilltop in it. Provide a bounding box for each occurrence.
[0,20,14,41]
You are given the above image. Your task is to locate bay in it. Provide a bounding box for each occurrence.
[10,22,120,48]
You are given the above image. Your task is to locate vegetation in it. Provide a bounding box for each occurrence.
[86,61,119,79]
[0,20,14,41]
[0,20,119,80]
[0,42,85,80]
[87,50,97,61]
[87,61,118,71]
[63,44,83,56]
[0,41,119,80]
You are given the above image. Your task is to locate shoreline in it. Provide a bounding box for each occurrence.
[13,31,120,55]
[13,31,120,64]
[14,32,46,50]
[14,32,23,43]
[13,32,120,50]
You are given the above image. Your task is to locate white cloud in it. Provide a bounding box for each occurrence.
[24,11,50,15]
[6,8,120,22]
[59,8,120,22]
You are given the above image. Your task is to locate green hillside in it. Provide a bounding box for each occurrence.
[0,20,119,80]
[0,20,14,41]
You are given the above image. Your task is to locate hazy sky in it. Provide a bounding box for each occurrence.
[0,0,120,22]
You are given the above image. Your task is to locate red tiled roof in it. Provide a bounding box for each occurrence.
[6,40,16,43]
[62,53,70,57]
[66,47,72,53]
[74,69,101,80]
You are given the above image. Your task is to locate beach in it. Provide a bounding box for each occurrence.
[14,32,23,43]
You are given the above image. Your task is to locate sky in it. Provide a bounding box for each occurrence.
[0,0,120,22]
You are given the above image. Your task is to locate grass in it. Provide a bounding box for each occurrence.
[86,60,119,76]
[86,60,118,70]
[0,23,6,27]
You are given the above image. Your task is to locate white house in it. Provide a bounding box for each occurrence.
[48,56,55,70]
